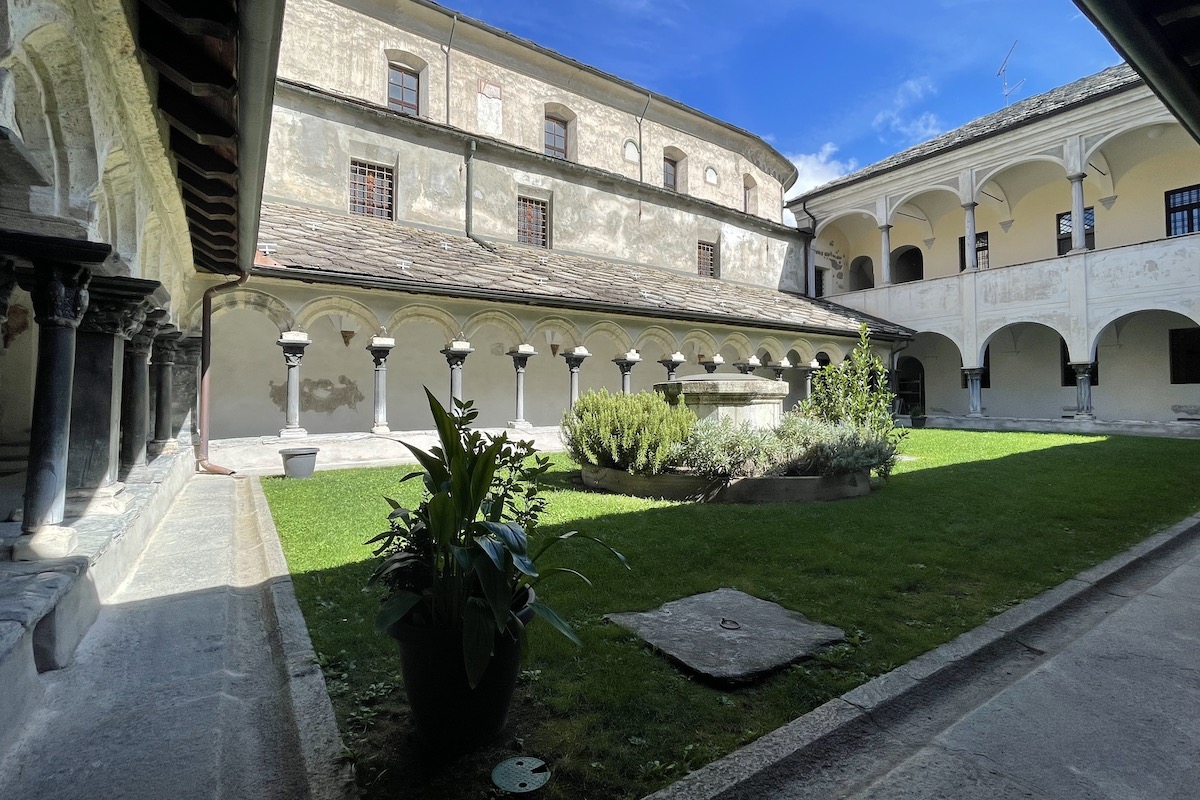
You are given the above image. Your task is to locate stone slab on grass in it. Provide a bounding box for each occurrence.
[607,587,845,684]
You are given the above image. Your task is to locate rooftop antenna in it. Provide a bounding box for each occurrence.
[997,40,1025,106]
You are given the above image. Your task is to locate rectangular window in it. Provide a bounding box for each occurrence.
[1166,184,1200,236]
[349,160,394,220]
[697,241,717,278]
[544,116,568,160]
[958,231,989,271]
[814,268,826,298]
[1056,207,1095,255]
[1170,328,1200,383]
[663,157,677,191]
[388,64,419,115]
[517,196,549,248]
[1060,339,1098,386]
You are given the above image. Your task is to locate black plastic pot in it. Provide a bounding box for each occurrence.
[390,598,534,751]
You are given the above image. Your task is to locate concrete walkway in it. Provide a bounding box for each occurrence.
[653,515,1200,800]
[0,475,347,800]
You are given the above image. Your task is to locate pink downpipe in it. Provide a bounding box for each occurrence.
[197,272,249,474]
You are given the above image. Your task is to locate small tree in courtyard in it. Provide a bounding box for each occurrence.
[801,324,901,444]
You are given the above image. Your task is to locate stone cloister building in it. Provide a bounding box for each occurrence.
[194,0,907,439]
[792,65,1200,426]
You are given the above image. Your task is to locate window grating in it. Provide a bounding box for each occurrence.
[349,160,394,220]
[1166,184,1200,236]
[958,231,989,270]
[388,64,419,115]
[544,116,567,160]
[517,197,548,248]
[1056,208,1095,255]
[697,241,716,278]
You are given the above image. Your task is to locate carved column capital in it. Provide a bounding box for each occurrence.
[0,258,15,327]
[79,298,146,339]
[30,265,91,329]
[152,331,182,365]
[127,308,167,357]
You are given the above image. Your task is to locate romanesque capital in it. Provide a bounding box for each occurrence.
[127,308,168,357]
[78,298,146,340]
[0,258,15,327]
[175,337,203,367]
[278,330,312,367]
[367,335,395,368]
[30,265,91,329]
[152,330,183,364]
[507,344,537,371]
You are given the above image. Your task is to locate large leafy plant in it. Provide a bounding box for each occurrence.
[369,388,627,688]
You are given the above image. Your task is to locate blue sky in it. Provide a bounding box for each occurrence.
[442,0,1122,194]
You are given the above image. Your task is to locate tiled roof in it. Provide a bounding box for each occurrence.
[255,203,912,340]
[795,64,1141,201]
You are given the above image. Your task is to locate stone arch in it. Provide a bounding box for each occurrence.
[463,308,526,351]
[296,296,382,338]
[3,56,55,211]
[186,287,296,335]
[977,319,1071,367]
[908,327,965,363]
[1089,305,1200,361]
[681,329,719,362]
[718,332,752,362]
[99,147,137,260]
[812,340,847,363]
[387,303,459,343]
[787,339,817,365]
[582,320,633,356]
[137,212,162,281]
[22,23,99,218]
[756,336,786,364]
[814,207,880,238]
[1084,117,1179,165]
[887,184,962,223]
[529,315,582,353]
[974,155,1068,200]
[634,325,678,357]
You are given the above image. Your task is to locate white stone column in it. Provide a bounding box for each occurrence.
[879,224,893,285]
[367,335,395,434]
[1068,172,1088,253]
[1071,362,1095,420]
[507,343,537,428]
[277,330,311,438]
[963,368,984,417]
[962,202,978,271]
[563,346,590,406]
[612,349,641,394]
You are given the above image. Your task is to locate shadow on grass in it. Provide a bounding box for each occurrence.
[263,432,1200,800]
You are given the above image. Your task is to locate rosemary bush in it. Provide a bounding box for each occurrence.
[561,389,695,475]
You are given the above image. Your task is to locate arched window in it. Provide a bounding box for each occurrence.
[742,174,757,214]
[663,146,687,193]
[892,245,924,283]
[384,50,429,117]
[848,256,875,290]
[543,102,577,161]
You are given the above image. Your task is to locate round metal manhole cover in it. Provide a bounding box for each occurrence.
[491,756,551,793]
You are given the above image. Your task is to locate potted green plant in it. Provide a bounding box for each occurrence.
[368,388,627,750]
[909,405,927,429]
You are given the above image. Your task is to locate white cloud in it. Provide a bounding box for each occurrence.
[784,142,858,198]
[872,77,944,145]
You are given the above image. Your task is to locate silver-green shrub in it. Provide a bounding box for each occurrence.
[672,418,776,477]
[561,389,695,475]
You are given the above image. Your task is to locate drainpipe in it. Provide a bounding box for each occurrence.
[800,199,818,297]
[197,271,249,475]
[635,92,652,185]
[441,15,457,126]
[464,139,496,252]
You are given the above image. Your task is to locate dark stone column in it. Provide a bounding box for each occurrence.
[20,265,91,553]
[278,330,312,438]
[367,335,395,434]
[613,351,641,395]
[796,366,815,399]
[65,297,145,512]
[1072,363,1095,420]
[440,340,473,406]
[771,358,792,382]
[562,346,590,407]
[701,355,725,374]
[121,309,165,469]
[734,356,762,375]
[150,330,183,453]
[507,345,537,428]
[658,352,686,381]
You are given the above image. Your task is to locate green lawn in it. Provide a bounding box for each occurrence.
[262,430,1200,799]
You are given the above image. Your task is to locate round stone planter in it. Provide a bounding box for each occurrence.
[581,464,871,504]
[279,447,319,479]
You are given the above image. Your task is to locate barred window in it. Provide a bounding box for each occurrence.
[1056,207,1095,255]
[697,241,717,278]
[544,116,568,160]
[388,64,419,115]
[958,231,990,270]
[517,197,548,248]
[1166,184,1200,236]
[349,160,394,220]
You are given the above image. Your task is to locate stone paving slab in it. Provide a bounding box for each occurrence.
[607,588,845,684]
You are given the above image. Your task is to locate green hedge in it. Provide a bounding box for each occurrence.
[561,390,695,475]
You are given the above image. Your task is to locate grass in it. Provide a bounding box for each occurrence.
[262,430,1200,799]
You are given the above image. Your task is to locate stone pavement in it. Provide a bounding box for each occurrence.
[651,514,1200,800]
[0,474,350,800]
